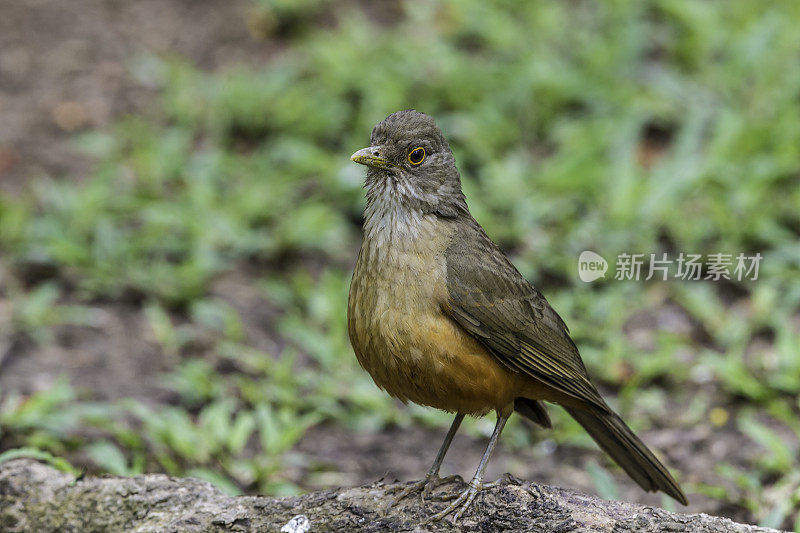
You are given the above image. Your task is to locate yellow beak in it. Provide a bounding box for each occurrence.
[350,147,396,170]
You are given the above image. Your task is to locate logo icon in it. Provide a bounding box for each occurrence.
[578,251,608,282]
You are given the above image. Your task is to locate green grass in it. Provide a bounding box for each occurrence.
[1,0,800,528]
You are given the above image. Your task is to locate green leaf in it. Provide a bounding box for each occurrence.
[186,468,241,496]
[586,462,620,501]
[86,441,131,476]
[0,448,80,476]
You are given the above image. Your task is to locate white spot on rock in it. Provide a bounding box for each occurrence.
[280,514,310,533]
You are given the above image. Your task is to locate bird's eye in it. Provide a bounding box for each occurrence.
[408,147,426,166]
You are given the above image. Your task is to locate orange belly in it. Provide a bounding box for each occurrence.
[350,302,521,415]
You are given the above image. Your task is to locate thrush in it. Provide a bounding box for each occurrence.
[347,110,687,521]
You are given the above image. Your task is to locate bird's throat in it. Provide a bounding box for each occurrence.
[363,176,429,247]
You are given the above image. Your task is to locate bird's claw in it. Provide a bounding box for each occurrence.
[392,474,462,506]
[425,480,484,523]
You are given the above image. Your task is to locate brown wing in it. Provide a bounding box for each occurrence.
[443,217,608,411]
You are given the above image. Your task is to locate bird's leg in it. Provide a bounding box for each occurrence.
[427,412,509,523]
[392,413,464,505]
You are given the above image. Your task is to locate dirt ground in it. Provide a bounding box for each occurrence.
[0,0,273,194]
[0,0,768,528]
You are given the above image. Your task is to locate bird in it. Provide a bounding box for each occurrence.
[347,109,687,521]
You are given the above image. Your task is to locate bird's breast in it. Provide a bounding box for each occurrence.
[347,214,518,415]
[348,214,451,367]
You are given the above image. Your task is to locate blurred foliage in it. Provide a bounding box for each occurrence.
[1,0,800,528]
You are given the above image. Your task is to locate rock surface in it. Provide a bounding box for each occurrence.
[0,459,782,532]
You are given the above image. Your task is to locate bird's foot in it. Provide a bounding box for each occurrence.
[391,474,463,506]
[425,478,493,523]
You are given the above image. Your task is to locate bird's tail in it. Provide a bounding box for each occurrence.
[564,405,687,505]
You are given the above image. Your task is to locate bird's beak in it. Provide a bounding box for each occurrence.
[350,147,395,170]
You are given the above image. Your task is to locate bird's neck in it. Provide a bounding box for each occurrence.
[361,171,469,251]
[363,179,431,247]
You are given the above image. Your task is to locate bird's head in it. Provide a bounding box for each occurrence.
[351,110,467,218]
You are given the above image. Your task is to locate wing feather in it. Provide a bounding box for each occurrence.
[444,219,608,410]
